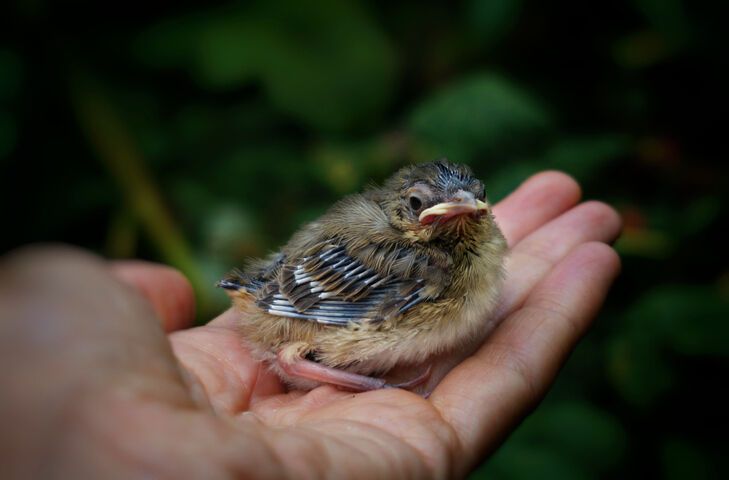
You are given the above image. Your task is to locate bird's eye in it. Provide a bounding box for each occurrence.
[409,195,423,211]
[477,185,486,201]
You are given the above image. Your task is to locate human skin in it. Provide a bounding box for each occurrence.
[0,171,621,479]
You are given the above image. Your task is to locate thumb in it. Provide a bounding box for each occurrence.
[0,245,195,412]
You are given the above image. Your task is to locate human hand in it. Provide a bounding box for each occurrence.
[0,172,621,479]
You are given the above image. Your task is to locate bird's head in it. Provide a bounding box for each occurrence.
[374,159,497,247]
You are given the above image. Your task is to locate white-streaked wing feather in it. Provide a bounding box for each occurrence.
[248,243,426,326]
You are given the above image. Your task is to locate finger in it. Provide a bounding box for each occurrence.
[492,171,582,247]
[431,242,621,466]
[166,304,285,413]
[169,308,285,414]
[110,260,196,332]
[169,325,285,414]
[207,307,240,327]
[0,246,197,435]
[0,247,290,477]
[421,199,622,393]
[497,200,622,319]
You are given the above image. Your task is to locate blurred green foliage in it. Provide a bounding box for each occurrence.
[1,0,727,477]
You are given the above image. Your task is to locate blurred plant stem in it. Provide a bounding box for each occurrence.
[69,71,211,316]
[106,207,138,258]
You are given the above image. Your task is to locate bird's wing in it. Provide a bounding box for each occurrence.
[234,243,428,326]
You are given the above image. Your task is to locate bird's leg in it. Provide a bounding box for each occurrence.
[387,365,432,389]
[276,351,431,392]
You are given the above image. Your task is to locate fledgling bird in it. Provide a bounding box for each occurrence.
[219,159,507,392]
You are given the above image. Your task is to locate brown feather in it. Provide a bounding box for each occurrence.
[222,159,507,389]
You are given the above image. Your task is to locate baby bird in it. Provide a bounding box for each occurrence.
[219,159,506,392]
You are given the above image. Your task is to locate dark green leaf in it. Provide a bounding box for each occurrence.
[409,73,550,163]
[607,334,675,406]
[465,0,523,47]
[472,443,589,480]
[516,403,627,471]
[135,0,396,131]
[661,438,715,480]
[630,285,729,357]
[543,135,630,182]
[632,0,692,46]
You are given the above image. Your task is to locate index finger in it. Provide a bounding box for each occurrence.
[111,260,196,332]
[492,171,581,246]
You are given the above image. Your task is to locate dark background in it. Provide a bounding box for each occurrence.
[2,0,727,477]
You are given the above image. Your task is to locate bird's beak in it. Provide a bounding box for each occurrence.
[418,191,489,225]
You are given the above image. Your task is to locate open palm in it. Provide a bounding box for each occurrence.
[0,172,621,479]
